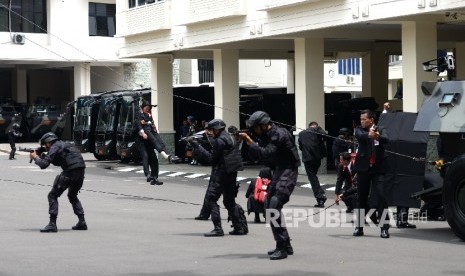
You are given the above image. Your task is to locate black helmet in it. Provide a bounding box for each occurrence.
[206,119,226,130]
[40,132,58,146]
[12,123,20,130]
[246,111,271,129]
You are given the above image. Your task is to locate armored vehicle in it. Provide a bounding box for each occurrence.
[26,104,65,140]
[414,80,465,240]
[115,89,150,163]
[94,91,124,160]
[73,93,107,155]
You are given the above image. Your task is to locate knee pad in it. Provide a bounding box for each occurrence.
[268,196,283,210]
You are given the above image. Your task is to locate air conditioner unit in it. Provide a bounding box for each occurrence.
[12,34,25,45]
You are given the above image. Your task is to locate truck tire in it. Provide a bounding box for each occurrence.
[443,155,465,241]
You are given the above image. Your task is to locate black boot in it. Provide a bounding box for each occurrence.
[72,216,88,230]
[267,240,293,256]
[40,222,57,233]
[194,214,209,220]
[254,212,261,223]
[204,222,224,237]
[396,207,416,228]
[150,178,163,185]
[353,227,364,236]
[72,221,88,230]
[229,227,247,235]
[380,227,390,239]
[269,242,288,260]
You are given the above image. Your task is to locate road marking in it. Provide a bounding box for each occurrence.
[117,167,138,172]
[326,186,336,192]
[165,172,187,177]
[236,176,248,182]
[185,173,206,178]
[136,170,144,173]
[159,171,170,175]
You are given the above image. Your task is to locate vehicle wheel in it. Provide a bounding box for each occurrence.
[443,155,465,241]
[93,152,106,161]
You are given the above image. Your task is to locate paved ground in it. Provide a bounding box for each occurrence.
[1,142,464,275]
[0,142,339,188]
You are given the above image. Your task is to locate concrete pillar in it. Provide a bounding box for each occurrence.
[151,57,175,162]
[456,42,465,80]
[150,57,174,132]
[73,63,91,100]
[294,38,325,131]
[361,50,389,110]
[287,59,295,94]
[14,68,27,103]
[402,21,437,112]
[213,49,239,127]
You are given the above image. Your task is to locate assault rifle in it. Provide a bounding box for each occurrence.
[18,146,47,163]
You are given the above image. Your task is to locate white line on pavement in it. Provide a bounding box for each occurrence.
[165,172,187,177]
[185,173,206,178]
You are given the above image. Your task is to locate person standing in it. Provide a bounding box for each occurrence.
[8,123,22,160]
[352,110,390,238]
[188,119,248,237]
[298,122,328,207]
[30,132,87,233]
[239,111,301,260]
[138,102,177,163]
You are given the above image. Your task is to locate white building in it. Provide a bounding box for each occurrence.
[116,0,465,135]
[2,0,465,140]
[0,0,139,109]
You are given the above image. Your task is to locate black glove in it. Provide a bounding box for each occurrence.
[186,137,199,149]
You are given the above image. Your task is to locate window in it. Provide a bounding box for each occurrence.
[0,0,47,33]
[129,0,164,9]
[89,2,116,37]
[337,58,360,76]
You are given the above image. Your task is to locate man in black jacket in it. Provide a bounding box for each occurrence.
[352,110,390,238]
[334,152,356,213]
[239,111,301,260]
[298,122,327,207]
[137,102,178,185]
[189,119,247,237]
[30,132,87,233]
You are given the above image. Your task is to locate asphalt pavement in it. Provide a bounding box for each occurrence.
[0,142,339,189]
[1,142,464,276]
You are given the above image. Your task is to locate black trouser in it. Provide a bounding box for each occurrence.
[397,206,410,224]
[303,160,326,201]
[9,141,16,159]
[356,169,389,229]
[48,168,85,219]
[139,140,159,179]
[341,193,356,210]
[268,168,297,242]
[145,130,166,153]
[197,178,213,218]
[206,170,239,226]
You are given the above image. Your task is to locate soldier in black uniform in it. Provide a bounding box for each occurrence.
[188,119,248,237]
[30,132,87,233]
[8,123,22,160]
[238,111,301,260]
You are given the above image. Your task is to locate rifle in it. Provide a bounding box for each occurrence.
[18,146,47,163]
